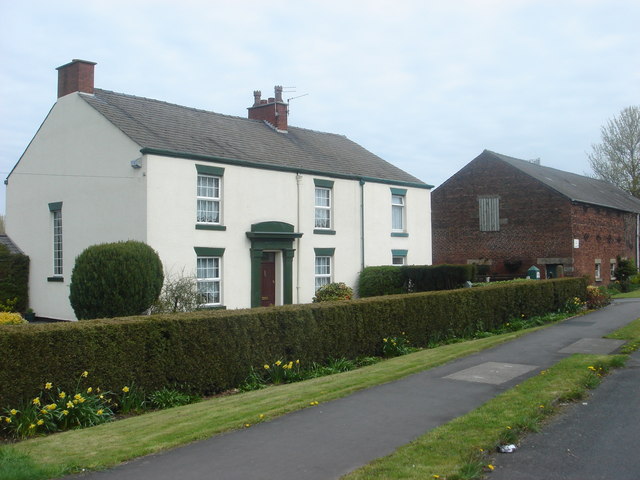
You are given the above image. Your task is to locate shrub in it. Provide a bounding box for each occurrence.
[586,285,611,309]
[614,257,638,292]
[69,241,164,320]
[0,312,26,325]
[358,266,404,297]
[150,271,200,314]
[313,282,353,302]
[0,245,29,313]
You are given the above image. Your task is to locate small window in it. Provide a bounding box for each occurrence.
[392,249,407,266]
[49,202,63,276]
[595,261,601,281]
[315,187,331,229]
[392,194,405,231]
[314,256,332,291]
[197,256,221,305]
[610,261,616,280]
[197,174,221,224]
[479,196,500,232]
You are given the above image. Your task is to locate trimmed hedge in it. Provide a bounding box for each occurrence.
[0,278,587,408]
[0,245,29,313]
[358,264,475,297]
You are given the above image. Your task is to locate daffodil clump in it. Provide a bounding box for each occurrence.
[0,311,26,325]
[0,371,114,439]
[263,359,303,385]
[563,296,586,314]
[382,332,414,357]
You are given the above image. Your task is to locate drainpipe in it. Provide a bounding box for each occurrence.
[296,173,303,302]
[637,213,639,268]
[360,179,366,270]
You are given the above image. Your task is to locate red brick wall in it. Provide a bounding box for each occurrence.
[571,203,638,283]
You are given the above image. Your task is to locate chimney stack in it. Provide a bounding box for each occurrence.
[56,59,96,98]
[247,86,288,132]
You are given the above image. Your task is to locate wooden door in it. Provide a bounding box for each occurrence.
[260,252,276,306]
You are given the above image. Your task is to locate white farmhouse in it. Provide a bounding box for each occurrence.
[5,60,432,321]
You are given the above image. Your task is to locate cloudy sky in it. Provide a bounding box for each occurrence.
[1,0,638,214]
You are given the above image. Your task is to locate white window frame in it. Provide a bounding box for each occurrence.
[391,194,405,231]
[595,260,602,281]
[392,255,406,266]
[197,256,222,306]
[196,174,221,224]
[314,255,332,291]
[314,187,332,229]
[610,260,617,280]
[479,196,500,232]
[52,209,63,276]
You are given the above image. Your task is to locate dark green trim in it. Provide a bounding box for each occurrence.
[314,178,334,188]
[390,187,407,196]
[140,147,433,189]
[392,249,408,256]
[47,276,64,282]
[196,224,227,231]
[313,229,336,235]
[251,221,295,233]
[391,232,409,237]
[314,248,335,256]
[48,202,63,211]
[194,247,225,257]
[196,164,225,176]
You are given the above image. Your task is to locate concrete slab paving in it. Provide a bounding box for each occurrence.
[444,361,538,384]
[558,337,627,354]
[70,298,640,480]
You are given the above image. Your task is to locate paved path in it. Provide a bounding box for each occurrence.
[490,345,640,480]
[72,298,640,480]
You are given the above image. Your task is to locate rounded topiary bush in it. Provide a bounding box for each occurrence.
[69,241,164,320]
[312,282,353,302]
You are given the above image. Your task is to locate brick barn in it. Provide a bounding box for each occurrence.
[432,150,640,283]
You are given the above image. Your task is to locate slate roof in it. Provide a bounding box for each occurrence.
[482,150,640,214]
[0,235,24,255]
[79,89,428,187]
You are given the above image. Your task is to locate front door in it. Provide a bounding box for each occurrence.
[260,252,276,306]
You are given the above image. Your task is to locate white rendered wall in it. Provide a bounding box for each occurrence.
[5,93,146,320]
[145,155,432,309]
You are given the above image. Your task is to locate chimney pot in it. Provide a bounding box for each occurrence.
[275,85,283,102]
[253,90,262,106]
[247,86,288,132]
[56,59,97,98]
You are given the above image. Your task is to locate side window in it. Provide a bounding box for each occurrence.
[391,188,407,232]
[610,259,617,280]
[479,196,500,231]
[595,260,601,281]
[49,202,63,277]
[314,179,335,233]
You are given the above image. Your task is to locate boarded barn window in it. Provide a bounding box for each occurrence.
[479,196,499,231]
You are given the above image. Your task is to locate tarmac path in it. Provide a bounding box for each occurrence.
[71,298,640,480]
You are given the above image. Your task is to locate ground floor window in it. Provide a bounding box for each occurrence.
[315,256,332,290]
[594,260,601,281]
[197,256,221,305]
[392,249,407,266]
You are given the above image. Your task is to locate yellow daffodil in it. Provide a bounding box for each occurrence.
[259,414,265,419]
[32,397,41,406]
[122,386,130,393]
[264,364,270,370]
[41,409,48,415]
[487,464,495,471]
[29,423,36,429]
[275,360,282,366]
[10,409,17,415]
[5,417,11,423]
[37,419,44,426]
[62,410,69,416]
[59,391,66,399]
[45,382,53,390]
[87,387,93,393]
[74,393,83,400]
[66,401,74,409]
[244,423,251,427]
[47,404,56,411]
[82,371,89,378]
[97,409,103,415]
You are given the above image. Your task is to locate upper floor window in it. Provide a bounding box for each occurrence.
[391,188,407,232]
[195,164,225,227]
[314,179,335,233]
[315,187,331,229]
[479,196,499,231]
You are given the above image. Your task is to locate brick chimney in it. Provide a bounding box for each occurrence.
[56,59,97,98]
[247,86,288,132]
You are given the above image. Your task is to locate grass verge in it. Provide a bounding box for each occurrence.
[342,318,640,480]
[0,329,535,480]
